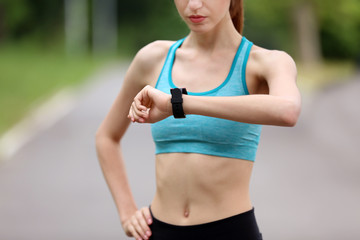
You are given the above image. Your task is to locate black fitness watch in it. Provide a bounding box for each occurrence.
[170,88,188,118]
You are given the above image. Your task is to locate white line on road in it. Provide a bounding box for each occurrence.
[0,88,77,161]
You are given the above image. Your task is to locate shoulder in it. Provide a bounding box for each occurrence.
[132,40,176,74]
[124,40,176,87]
[248,45,297,79]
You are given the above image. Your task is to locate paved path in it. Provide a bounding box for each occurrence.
[0,65,359,240]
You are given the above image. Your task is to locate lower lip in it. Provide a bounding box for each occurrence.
[189,16,206,23]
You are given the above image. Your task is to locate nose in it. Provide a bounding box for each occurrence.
[188,0,203,11]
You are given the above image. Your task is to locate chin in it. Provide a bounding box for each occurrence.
[188,25,213,34]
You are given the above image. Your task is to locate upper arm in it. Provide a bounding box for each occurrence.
[260,50,301,106]
[96,41,172,141]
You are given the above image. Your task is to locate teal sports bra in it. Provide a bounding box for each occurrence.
[151,37,262,161]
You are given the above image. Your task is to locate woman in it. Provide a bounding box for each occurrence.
[96,0,301,239]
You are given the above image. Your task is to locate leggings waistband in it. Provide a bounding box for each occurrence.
[149,206,255,230]
[149,207,262,240]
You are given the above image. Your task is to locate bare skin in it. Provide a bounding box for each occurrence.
[151,153,254,225]
[96,0,301,239]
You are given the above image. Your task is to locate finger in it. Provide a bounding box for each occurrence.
[132,101,147,122]
[130,102,144,123]
[128,106,134,121]
[133,87,149,109]
[132,216,147,240]
[128,107,135,122]
[141,208,152,238]
[134,95,148,112]
[136,211,151,239]
[127,224,141,240]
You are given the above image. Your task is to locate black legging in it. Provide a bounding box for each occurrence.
[149,207,263,240]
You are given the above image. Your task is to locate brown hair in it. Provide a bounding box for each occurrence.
[230,0,244,34]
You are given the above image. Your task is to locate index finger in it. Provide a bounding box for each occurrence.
[133,94,148,112]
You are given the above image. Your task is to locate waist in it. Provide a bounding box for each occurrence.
[150,207,256,229]
[151,152,253,225]
[148,207,262,240]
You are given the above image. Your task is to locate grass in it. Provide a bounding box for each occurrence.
[0,44,111,135]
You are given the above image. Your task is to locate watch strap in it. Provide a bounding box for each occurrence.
[170,88,187,118]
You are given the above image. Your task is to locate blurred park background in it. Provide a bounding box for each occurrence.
[0,0,359,239]
[0,0,359,136]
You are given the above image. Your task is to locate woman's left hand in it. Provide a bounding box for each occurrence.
[128,85,171,123]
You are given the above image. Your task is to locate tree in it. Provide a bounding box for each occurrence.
[245,0,360,61]
[292,0,322,64]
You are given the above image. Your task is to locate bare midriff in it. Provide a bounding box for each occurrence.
[150,152,254,226]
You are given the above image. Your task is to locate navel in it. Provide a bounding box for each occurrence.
[183,206,190,218]
[184,209,190,218]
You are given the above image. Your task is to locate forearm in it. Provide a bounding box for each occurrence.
[183,94,301,126]
[95,136,137,224]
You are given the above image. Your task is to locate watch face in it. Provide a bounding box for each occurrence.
[171,88,187,95]
[171,88,181,95]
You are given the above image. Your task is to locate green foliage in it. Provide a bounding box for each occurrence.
[1,0,359,58]
[244,0,295,53]
[0,0,31,34]
[0,0,63,43]
[244,0,360,60]
[316,0,360,59]
[0,44,103,134]
[117,1,188,55]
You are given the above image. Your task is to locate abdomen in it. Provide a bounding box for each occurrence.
[151,152,254,225]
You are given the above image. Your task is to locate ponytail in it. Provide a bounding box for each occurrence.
[230,0,244,34]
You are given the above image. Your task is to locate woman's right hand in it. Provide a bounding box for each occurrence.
[128,85,171,124]
[122,207,153,240]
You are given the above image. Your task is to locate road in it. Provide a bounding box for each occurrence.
[0,64,359,240]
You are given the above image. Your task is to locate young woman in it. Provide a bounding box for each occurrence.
[96,0,301,239]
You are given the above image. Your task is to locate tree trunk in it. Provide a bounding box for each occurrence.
[64,0,89,56]
[0,4,4,42]
[92,0,118,55]
[293,0,322,65]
